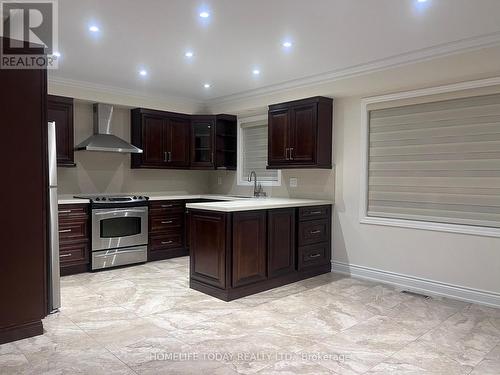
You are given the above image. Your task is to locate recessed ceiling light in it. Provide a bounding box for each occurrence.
[88,25,99,33]
[139,69,148,77]
[252,69,260,76]
[185,51,194,58]
[282,41,293,48]
[52,51,61,58]
[199,11,210,18]
[417,0,427,2]
[203,83,211,88]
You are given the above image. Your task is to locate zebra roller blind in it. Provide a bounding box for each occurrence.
[242,121,279,182]
[368,93,500,228]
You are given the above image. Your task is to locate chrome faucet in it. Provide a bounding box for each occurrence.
[248,171,267,198]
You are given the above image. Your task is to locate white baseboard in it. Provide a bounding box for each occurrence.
[331,261,500,309]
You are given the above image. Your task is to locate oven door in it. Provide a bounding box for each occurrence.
[92,206,148,251]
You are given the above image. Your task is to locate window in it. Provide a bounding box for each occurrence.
[238,114,281,186]
[360,79,500,237]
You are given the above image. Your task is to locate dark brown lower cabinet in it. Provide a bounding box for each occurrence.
[148,201,188,261]
[189,211,228,289]
[232,211,267,288]
[58,204,90,276]
[189,205,332,301]
[268,208,296,278]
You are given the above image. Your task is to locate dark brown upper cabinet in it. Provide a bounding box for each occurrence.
[268,96,333,169]
[190,116,215,169]
[131,108,190,169]
[190,114,237,170]
[47,95,75,167]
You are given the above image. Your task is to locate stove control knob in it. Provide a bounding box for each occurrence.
[138,196,143,200]
[95,197,100,201]
[133,196,137,200]
[102,197,106,201]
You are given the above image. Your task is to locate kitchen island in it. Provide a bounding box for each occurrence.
[186,198,333,301]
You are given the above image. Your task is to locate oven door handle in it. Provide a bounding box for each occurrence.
[94,248,145,258]
[94,209,147,215]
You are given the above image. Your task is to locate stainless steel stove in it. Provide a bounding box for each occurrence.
[74,194,149,270]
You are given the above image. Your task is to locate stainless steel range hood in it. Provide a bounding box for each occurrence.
[75,103,143,153]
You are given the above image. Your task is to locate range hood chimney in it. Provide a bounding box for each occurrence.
[75,103,143,153]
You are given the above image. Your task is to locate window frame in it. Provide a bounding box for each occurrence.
[359,77,500,238]
[237,114,282,187]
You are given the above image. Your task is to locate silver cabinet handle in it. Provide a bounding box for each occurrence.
[168,151,172,162]
[59,210,71,214]
[164,152,168,162]
[161,204,173,208]
[309,211,322,215]
[161,220,173,224]
[211,152,214,164]
[310,230,322,234]
[309,253,321,259]
[161,240,173,245]
[60,253,72,258]
[285,148,289,160]
[59,229,72,233]
[290,147,294,160]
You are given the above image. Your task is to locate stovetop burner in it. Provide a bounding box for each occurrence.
[73,194,149,207]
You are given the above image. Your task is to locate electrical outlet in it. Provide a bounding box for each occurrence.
[217,176,222,185]
[289,177,298,188]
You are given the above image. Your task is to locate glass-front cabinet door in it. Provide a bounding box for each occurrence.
[191,117,215,169]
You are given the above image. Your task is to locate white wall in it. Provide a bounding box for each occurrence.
[56,101,212,195]
[208,45,500,295]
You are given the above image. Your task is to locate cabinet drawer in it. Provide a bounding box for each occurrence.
[149,201,185,215]
[298,219,329,246]
[58,204,88,219]
[59,242,88,265]
[59,218,89,243]
[298,205,330,221]
[298,243,330,271]
[150,214,184,233]
[149,233,184,251]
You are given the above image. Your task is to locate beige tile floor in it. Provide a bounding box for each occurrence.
[1,256,500,374]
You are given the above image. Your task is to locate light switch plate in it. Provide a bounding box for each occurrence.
[289,177,298,188]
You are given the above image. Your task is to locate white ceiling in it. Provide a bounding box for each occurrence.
[50,0,500,102]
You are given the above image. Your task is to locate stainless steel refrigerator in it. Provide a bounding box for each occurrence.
[48,121,61,312]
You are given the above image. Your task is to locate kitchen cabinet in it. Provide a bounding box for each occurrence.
[58,204,90,276]
[189,210,228,289]
[131,109,190,169]
[232,211,267,287]
[47,95,75,167]
[1,45,48,343]
[190,114,238,170]
[268,208,296,278]
[148,200,188,261]
[190,116,215,169]
[189,204,332,301]
[268,96,333,169]
[131,109,236,170]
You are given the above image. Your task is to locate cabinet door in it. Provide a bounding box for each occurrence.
[166,118,190,167]
[190,211,227,288]
[232,211,267,287]
[47,95,74,167]
[268,208,296,278]
[268,109,290,166]
[289,104,317,164]
[142,115,166,166]
[191,119,215,169]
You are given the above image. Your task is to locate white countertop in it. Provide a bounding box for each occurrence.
[57,193,251,205]
[186,198,333,212]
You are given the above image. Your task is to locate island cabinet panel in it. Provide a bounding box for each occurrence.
[232,211,267,288]
[189,204,332,301]
[190,211,228,288]
[47,95,75,167]
[268,208,296,278]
